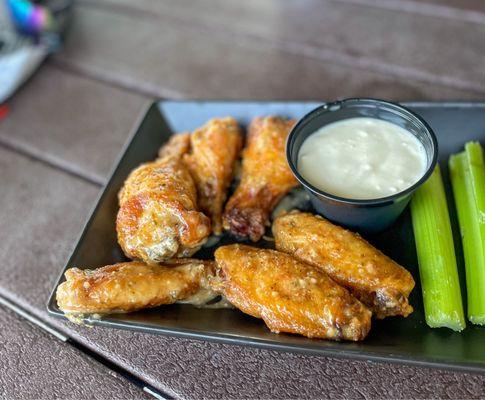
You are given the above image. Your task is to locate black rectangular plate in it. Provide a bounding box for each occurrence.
[48,101,485,373]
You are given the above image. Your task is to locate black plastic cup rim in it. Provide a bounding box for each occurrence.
[286,98,439,206]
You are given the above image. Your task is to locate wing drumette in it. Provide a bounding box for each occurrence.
[223,117,298,241]
[184,118,242,235]
[117,155,211,264]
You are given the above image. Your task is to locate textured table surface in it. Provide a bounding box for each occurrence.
[2,1,485,399]
[0,305,148,399]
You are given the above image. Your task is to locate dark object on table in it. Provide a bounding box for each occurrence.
[47,100,485,373]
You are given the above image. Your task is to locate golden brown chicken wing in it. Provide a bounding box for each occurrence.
[157,132,191,161]
[223,117,299,241]
[117,157,211,264]
[273,211,415,318]
[184,118,243,235]
[212,244,371,341]
[56,260,217,315]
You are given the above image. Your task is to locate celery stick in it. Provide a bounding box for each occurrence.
[410,166,466,331]
[449,144,485,325]
[466,142,485,228]
[464,142,485,324]
[449,153,480,324]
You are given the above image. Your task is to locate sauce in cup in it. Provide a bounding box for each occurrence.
[297,117,427,200]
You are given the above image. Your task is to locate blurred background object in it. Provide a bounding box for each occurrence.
[0,0,71,103]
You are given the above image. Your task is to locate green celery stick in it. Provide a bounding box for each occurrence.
[464,142,485,324]
[465,142,485,216]
[410,165,466,331]
[449,143,485,325]
[449,153,480,324]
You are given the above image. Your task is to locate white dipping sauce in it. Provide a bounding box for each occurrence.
[297,117,427,200]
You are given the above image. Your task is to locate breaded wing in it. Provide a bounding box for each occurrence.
[157,133,191,161]
[223,117,299,241]
[212,244,371,341]
[184,118,243,235]
[117,157,211,264]
[273,211,415,318]
[56,260,217,314]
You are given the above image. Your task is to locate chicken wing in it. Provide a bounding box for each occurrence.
[273,211,415,318]
[184,118,243,235]
[56,260,217,315]
[117,157,211,264]
[223,117,299,241]
[212,244,371,341]
[157,132,191,161]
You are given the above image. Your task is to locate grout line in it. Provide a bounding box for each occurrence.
[80,0,485,25]
[74,0,485,97]
[144,386,169,400]
[258,39,485,96]
[0,134,105,187]
[0,294,68,342]
[0,293,172,399]
[0,130,174,399]
[330,0,485,25]
[49,59,184,100]
[67,338,174,400]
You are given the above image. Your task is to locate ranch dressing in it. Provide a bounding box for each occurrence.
[297,117,427,200]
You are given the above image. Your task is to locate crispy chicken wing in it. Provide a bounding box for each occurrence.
[157,132,191,161]
[273,211,415,318]
[223,117,298,242]
[184,118,243,235]
[212,244,371,341]
[56,260,217,315]
[117,157,211,264]
[223,117,299,242]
